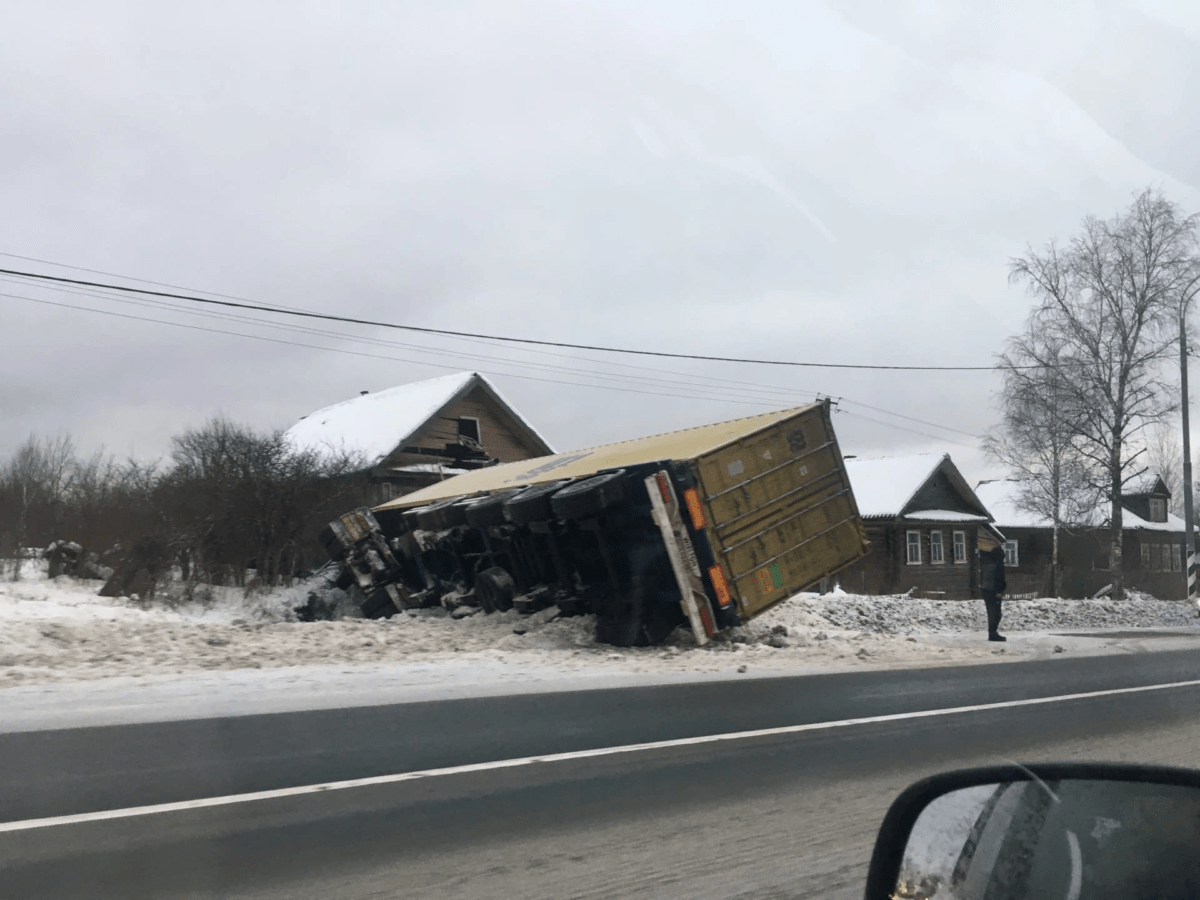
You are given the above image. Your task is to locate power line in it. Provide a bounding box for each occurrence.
[5,289,977,448]
[836,409,979,450]
[1,291,798,408]
[0,276,818,407]
[4,272,988,441]
[0,265,1002,371]
[1,253,993,441]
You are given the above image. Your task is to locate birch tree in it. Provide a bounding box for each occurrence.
[986,329,1096,597]
[1009,188,1200,600]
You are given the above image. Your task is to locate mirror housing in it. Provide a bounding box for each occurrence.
[864,763,1200,899]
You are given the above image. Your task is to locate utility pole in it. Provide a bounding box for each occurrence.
[1182,305,1197,613]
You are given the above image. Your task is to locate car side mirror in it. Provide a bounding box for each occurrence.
[863,763,1200,899]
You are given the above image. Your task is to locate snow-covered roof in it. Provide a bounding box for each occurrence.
[284,372,552,468]
[976,477,1196,532]
[1117,508,1192,533]
[844,453,944,518]
[392,464,470,475]
[974,479,1052,529]
[902,509,991,523]
[1124,473,1168,496]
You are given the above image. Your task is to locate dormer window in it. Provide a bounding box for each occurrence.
[1149,498,1166,522]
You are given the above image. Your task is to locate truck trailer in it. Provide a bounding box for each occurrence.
[320,401,868,646]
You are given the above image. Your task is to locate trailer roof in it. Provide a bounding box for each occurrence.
[375,403,823,511]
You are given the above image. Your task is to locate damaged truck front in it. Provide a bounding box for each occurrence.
[320,401,868,646]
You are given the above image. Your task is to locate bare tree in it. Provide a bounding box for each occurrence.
[0,434,76,579]
[1009,188,1200,600]
[986,328,1097,597]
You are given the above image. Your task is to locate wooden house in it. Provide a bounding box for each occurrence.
[836,453,1003,599]
[974,475,1192,599]
[284,372,554,505]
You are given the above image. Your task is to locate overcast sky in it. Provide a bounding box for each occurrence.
[3,0,1200,487]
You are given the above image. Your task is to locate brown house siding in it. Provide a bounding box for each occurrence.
[835,522,982,599]
[383,386,546,470]
[996,525,1188,599]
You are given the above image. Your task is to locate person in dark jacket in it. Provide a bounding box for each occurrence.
[979,538,1007,642]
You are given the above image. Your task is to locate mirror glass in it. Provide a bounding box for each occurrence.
[895,778,1200,899]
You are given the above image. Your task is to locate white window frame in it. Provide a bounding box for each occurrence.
[1003,540,1019,567]
[906,530,922,565]
[952,530,966,564]
[930,530,945,564]
[1149,498,1166,522]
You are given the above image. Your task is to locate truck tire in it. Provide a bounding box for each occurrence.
[362,590,399,619]
[475,566,516,613]
[550,470,628,521]
[464,489,523,528]
[416,497,465,531]
[334,566,355,590]
[504,480,574,525]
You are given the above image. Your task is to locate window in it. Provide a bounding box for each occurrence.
[1003,540,1019,567]
[1149,498,1166,522]
[1141,543,1151,570]
[930,531,944,564]
[953,531,966,563]
[457,417,481,443]
[906,530,921,565]
[1174,544,1183,573]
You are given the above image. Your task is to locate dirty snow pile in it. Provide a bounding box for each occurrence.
[0,560,1196,689]
[795,591,1198,635]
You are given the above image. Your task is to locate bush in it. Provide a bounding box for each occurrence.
[0,421,370,590]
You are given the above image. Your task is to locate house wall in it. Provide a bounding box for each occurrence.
[835,521,981,599]
[383,386,547,471]
[908,471,983,516]
[997,525,1188,599]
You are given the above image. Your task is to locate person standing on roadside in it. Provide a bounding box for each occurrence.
[979,537,1007,642]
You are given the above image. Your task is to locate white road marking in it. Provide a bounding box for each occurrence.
[4,677,1200,834]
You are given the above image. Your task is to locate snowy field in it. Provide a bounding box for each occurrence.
[2,559,1198,696]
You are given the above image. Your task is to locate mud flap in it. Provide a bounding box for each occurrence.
[644,472,718,646]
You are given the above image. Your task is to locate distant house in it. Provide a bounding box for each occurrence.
[836,453,1003,599]
[975,475,1192,599]
[284,372,554,505]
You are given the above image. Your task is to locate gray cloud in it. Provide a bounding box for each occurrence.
[1,0,1198,490]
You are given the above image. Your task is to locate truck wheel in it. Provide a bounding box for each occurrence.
[362,590,399,619]
[550,471,628,521]
[416,497,465,531]
[475,566,516,613]
[334,566,355,591]
[464,489,523,528]
[504,480,573,525]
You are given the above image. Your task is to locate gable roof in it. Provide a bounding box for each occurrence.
[845,451,992,520]
[284,372,554,468]
[843,453,942,518]
[1124,473,1169,497]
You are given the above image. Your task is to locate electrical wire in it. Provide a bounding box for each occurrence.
[0,264,1004,371]
[2,252,992,442]
[2,271,986,441]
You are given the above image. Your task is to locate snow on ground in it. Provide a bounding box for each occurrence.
[3,562,1199,706]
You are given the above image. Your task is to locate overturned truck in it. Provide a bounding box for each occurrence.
[321,401,868,646]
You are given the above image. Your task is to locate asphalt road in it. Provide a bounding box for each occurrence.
[4,649,1200,898]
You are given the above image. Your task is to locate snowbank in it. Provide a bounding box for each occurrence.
[1,565,1197,692]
